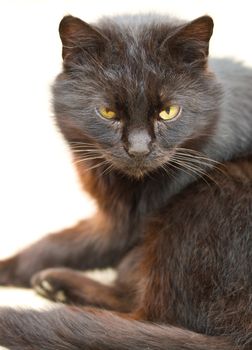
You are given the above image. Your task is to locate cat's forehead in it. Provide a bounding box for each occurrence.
[97,14,183,40]
[94,17,187,93]
[99,19,174,62]
[98,61,165,110]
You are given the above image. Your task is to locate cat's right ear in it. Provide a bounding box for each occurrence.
[161,16,214,68]
[59,15,109,64]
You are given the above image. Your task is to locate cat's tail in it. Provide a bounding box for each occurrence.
[0,306,242,350]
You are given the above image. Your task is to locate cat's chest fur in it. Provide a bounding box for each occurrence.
[119,160,252,334]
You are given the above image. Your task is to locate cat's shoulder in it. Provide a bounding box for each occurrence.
[210,58,252,80]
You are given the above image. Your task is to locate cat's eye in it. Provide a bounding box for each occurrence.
[159,105,181,121]
[98,107,116,120]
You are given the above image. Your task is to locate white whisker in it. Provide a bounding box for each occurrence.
[168,160,198,180]
[171,157,221,189]
[73,156,105,164]
[81,160,110,173]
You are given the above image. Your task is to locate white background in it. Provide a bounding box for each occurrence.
[0,0,251,315]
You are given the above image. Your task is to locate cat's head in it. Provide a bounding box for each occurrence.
[53,14,221,179]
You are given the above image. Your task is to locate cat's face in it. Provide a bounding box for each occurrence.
[53,15,221,178]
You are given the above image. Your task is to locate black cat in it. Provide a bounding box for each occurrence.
[0,14,251,350]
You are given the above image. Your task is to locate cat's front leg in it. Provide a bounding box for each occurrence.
[30,267,132,312]
[0,215,136,287]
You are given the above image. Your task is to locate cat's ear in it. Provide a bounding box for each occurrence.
[161,16,214,68]
[59,15,108,63]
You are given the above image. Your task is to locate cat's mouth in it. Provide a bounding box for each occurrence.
[126,163,152,179]
[108,149,176,179]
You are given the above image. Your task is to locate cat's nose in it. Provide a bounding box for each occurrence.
[127,128,152,157]
[128,146,150,157]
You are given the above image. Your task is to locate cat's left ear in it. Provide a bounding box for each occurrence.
[161,16,214,68]
[59,15,109,64]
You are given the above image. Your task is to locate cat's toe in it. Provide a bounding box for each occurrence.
[54,290,67,302]
[41,279,54,292]
[31,270,68,303]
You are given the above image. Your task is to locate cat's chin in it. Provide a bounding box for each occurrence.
[107,160,152,179]
[123,167,151,180]
[115,162,164,180]
[113,150,177,180]
[110,153,175,180]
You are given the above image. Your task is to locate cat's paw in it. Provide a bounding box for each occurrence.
[0,257,18,286]
[31,268,91,304]
[31,268,70,303]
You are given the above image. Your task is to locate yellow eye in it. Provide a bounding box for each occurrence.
[159,105,181,121]
[99,107,116,119]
